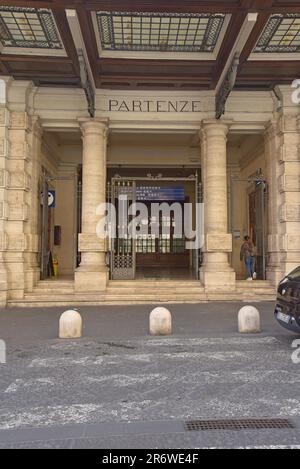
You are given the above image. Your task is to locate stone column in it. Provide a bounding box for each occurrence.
[200,120,236,292]
[199,127,207,279]
[273,85,300,278]
[75,118,109,292]
[6,80,35,300]
[0,79,10,306]
[24,116,42,292]
[264,120,282,286]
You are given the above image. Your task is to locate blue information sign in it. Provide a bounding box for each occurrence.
[48,190,56,208]
[136,186,185,201]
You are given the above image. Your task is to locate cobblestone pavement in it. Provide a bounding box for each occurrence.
[0,302,300,448]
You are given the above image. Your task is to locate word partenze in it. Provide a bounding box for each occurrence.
[107,99,202,113]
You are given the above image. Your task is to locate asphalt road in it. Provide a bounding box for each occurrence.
[0,302,299,449]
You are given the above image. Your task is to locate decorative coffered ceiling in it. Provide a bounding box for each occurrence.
[0,1,299,91]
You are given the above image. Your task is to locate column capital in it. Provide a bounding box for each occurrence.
[201,119,232,137]
[264,119,278,143]
[78,118,109,137]
[31,116,43,139]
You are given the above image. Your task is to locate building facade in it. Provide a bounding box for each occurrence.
[0,1,300,306]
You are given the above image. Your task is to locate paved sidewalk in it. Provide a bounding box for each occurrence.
[0,302,299,448]
[0,301,288,346]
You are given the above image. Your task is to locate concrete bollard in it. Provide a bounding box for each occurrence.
[238,305,261,334]
[149,307,172,336]
[59,309,82,339]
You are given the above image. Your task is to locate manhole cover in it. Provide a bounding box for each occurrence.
[184,418,295,431]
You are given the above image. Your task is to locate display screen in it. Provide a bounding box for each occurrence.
[136,186,185,201]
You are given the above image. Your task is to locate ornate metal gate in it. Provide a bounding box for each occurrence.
[108,178,136,280]
[107,174,201,281]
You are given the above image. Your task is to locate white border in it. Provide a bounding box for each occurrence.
[249,51,300,61]
[0,45,67,57]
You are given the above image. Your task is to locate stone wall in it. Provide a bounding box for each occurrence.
[0,79,43,304]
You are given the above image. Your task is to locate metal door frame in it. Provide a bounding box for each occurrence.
[194,172,203,280]
[40,172,49,280]
[108,174,200,281]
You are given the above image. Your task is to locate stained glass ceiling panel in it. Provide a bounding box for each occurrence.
[0,7,63,49]
[254,14,300,53]
[96,11,226,53]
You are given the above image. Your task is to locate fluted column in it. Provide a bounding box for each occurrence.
[75,118,109,292]
[200,120,236,292]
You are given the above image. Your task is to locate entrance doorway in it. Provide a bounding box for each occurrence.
[107,169,202,280]
[248,181,268,280]
[38,169,54,280]
[38,167,78,281]
[231,175,268,280]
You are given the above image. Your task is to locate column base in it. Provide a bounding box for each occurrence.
[75,268,108,293]
[25,267,40,292]
[0,298,7,307]
[0,282,7,307]
[0,263,7,307]
[266,267,283,287]
[6,261,25,299]
[200,269,236,292]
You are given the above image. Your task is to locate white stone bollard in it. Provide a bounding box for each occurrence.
[149,307,172,336]
[238,305,261,334]
[59,310,82,339]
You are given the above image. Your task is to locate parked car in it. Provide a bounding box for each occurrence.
[275,266,300,333]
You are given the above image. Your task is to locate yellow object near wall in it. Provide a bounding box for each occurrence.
[53,259,59,278]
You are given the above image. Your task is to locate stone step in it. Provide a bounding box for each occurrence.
[33,284,204,294]
[32,286,275,297]
[236,281,274,288]
[237,287,276,293]
[8,289,276,307]
[207,293,276,302]
[8,292,208,307]
[22,292,207,301]
[33,280,204,296]
[35,281,75,289]
[8,299,208,307]
[8,296,276,308]
[32,288,75,295]
[106,287,204,293]
[108,281,201,287]
[236,288,276,293]
[10,279,276,307]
